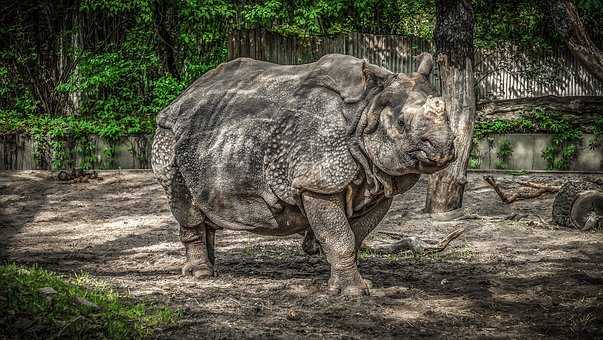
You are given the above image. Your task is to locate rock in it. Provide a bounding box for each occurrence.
[38,287,57,295]
[286,308,301,321]
[75,296,100,310]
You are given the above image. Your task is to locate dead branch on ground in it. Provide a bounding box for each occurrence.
[483,175,560,204]
[379,228,466,254]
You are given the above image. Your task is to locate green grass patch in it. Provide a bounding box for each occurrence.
[0,263,180,339]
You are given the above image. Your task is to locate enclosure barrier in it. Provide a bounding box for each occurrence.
[228,29,603,101]
[1,134,600,171]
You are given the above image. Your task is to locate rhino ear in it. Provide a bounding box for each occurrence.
[415,52,434,77]
[304,54,392,104]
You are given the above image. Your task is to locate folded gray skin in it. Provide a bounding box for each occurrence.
[152,53,456,296]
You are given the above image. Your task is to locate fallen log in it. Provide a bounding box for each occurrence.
[478,95,603,115]
[483,175,560,203]
[477,96,603,132]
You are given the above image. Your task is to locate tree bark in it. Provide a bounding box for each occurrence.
[425,0,476,213]
[153,0,180,79]
[549,0,603,82]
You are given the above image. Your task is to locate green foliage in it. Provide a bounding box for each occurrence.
[532,108,582,170]
[474,107,585,170]
[0,110,154,170]
[240,0,435,38]
[589,116,603,149]
[2,0,601,172]
[473,116,535,140]
[468,138,481,169]
[468,157,481,170]
[495,139,513,169]
[473,0,550,49]
[0,263,179,339]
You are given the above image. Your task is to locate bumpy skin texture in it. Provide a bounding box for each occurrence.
[152,54,456,295]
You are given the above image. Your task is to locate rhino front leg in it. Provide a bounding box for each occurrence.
[302,191,368,296]
[302,198,392,255]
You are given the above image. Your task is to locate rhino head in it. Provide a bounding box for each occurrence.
[359,53,456,176]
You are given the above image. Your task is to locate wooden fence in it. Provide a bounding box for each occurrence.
[228,29,603,101]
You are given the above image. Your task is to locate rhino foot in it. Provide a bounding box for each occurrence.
[182,261,214,279]
[328,271,369,296]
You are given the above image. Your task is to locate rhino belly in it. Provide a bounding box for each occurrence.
[177,118,309,235]
[201,196,309,236]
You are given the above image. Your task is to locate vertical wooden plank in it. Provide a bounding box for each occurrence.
[249,30,255,59]
[356,32,360,59]
[228,31,233,60]
[245,30,251,58]
[290,36,294,64]
[259,29,265,61]
[362,33,367,61]
[230,30,236,60]
[277,34,283,64]
[238,30,244,58]
[255,29,260,60]
[504,47,509,99]
[267,30,273,63]
[238,29,243,59]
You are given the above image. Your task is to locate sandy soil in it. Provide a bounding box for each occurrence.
[1,170,602,339]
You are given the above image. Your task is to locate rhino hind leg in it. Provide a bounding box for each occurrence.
[168,172,215,279]
[171,183,215,279]
[152,128,216,279]
[180,223,215,279]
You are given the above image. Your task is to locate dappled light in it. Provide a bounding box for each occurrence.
[2,172,601,338]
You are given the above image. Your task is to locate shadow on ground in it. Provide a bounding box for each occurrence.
[0,171,51,261]
[2,171,602,339]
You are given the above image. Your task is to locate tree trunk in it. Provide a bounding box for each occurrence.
[549,0,603,82]
[153,0,180,79]
[425,0,476,213]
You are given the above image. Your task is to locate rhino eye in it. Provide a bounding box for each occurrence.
[398,120,405,129]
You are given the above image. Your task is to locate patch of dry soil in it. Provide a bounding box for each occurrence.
[1,170,602,339]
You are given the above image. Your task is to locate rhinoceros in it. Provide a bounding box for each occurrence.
[151,53,456,295]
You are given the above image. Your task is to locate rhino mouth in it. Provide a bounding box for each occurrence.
[413,149,451,173]
[414,150,434,164]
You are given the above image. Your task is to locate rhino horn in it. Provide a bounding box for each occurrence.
[415,52,434,77]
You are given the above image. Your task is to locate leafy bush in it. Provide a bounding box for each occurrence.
[495,139,513,169]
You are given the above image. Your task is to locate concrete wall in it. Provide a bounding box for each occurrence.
[475,134,602,171]
[1,133,601,171]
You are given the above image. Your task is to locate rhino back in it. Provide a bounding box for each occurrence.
[155,56,362,232]
[157,58,314,132]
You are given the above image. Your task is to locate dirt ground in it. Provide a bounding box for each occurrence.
[1,170,602,339]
